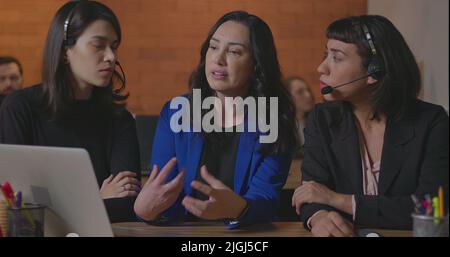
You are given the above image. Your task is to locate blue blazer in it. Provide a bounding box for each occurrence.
[148,97,293,228]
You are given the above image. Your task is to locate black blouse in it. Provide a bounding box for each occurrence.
[0,94,5,108]
[0,84,141,222]
[198,130,241,195]
[186,127,241,221]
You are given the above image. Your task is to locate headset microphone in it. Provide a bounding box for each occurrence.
[320,73,372,95]
[113,60,128,101]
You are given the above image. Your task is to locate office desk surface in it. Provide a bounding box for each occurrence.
[112,222,412,237]
[285,159,301,189]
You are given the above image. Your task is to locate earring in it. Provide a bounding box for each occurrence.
[63,52,69,64]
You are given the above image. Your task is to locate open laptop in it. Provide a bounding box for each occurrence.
[0,144,113,236]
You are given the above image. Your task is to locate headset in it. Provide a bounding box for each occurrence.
[360,22,385,81]
[321,20,385,95]
[63,1,127,100]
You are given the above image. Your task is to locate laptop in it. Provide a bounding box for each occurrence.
[0,144,113,236]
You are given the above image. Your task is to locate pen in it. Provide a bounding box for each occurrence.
[1,182,16,207]
[3,183,35,229]
[15,191,22,209]
[1,185,8,206]
[438,186,444,218]
[17,194,36,229]
[14,191,36,229]
[432,196,440,224]
[411,194,421,208]
[424,194,432,215]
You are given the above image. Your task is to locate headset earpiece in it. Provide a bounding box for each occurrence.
[361,22,385,81]
[367,57,384,80]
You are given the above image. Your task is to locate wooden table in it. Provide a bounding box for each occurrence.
[112,222,412,237]
[284,159,301,189]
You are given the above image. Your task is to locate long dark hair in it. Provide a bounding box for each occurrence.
[284,76,316,108]
[326,15,421,121]
[42,0,128,120]
[188,11,298,155]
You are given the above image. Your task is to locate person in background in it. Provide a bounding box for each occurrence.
[285,76,315,158]
[0,1,141,222]
[0,56,24,107]
[292,15,448,236]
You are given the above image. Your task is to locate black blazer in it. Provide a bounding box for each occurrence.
[299,100,449,230]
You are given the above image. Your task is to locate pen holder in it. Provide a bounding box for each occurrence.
[0,200,7,236]
[7,203,45,237]
[411,214,449,237]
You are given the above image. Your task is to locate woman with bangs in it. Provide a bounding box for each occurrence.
[292,15,448,236]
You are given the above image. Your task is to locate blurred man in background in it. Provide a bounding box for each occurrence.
[0,56,24,107]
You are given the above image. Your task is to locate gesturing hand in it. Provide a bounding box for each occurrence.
[134,158,185,221]
[182,166,247,220]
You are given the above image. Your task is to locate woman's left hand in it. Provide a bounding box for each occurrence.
[292,181,336,215]
[100,171,141,199]
[182,166,247,220]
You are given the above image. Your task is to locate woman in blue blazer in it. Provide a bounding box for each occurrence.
[134,11,298,228]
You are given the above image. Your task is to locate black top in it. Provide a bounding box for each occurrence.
[0,94,5,108]
[186,128,241,221]
[299,100,449,230]
[0,84,141,222]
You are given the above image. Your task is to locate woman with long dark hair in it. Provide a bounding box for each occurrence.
[0,1,141,222]
[292,15,448,236]
[134,11,298,228]
[285,76,315,158]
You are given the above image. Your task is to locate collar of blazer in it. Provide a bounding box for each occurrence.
[324,100,416,194]
[323,101,415,146]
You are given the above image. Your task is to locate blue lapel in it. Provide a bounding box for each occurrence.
[183,126,258,196]
[176,106,259,218]
[184,132,204,197]
[234,131,258,195]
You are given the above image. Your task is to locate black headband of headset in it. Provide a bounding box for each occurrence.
[63,1,81,46]
[361,22,378,57]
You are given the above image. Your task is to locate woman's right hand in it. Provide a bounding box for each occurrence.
[134,157,185,221]
[309,211,354,237]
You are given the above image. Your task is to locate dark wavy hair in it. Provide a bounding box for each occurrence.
[42,0,128,120]
[326,15,421,121]
[188,11,298,155]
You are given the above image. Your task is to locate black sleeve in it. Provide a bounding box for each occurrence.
[354,106,449,229]
[104,197,138,223]
[110,110,141,178]
[0,91,32,144]
[104,110,141,223]
[299,106,351,230]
